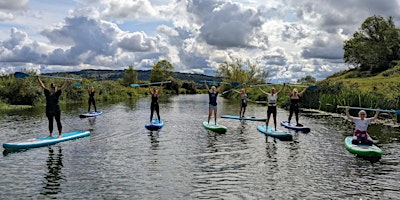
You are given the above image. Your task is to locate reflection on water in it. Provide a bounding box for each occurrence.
[41,146,64,196]
[0,94,399,199]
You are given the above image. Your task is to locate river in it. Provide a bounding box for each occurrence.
[0,94,399,199]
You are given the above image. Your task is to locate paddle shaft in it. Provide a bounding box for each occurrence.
[14,72,82,81]
[130,81,171,87]
[201,80,231,85]
[337,106,400,114]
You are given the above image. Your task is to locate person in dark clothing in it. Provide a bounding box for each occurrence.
[287,87,307,126]
[148,83,163,124]
[38,77,70,138]
[88,86,97,112]
[204,81,222,125]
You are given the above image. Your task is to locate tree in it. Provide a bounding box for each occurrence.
[344,15,400,73]
[216,59,269,85]
[297,75,316,84]
[150,60,174,82]
[121,66,138,87]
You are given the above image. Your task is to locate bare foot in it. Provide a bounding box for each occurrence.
[57,134,62,139]
[48,134,53,138]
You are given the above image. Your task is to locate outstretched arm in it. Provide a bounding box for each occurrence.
[148,84,154,95]
[258,87,268,95]
[345,107,353,121]
[204,81,209,91]
[37,76,46,90]
[299,87,307,96]
[371,109,380,122]
[60,80,70,92]
[158,83,163,96]
[276,83,286,95]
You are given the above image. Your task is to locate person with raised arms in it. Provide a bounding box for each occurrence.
[258,84,285,131]
[345,107,380,146]
[37,77,70,138]
[233,88,247,118]
[148,83,163,124]
[287,86,307,127]
[87,86,97,113]
[205,81,222,125]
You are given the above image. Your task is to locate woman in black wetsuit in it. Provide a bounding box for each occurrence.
[88,86,97,112]
[287,87,307,127]
[148,83,163,124]
[38,77,70,138]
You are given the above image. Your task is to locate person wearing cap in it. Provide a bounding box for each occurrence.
[87,86,97,112]
[287,86,307,127]
[37,77,70,138]
[258,84,285,131]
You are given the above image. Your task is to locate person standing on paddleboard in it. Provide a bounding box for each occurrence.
[205,81,221,125]
[87,86,97,112]
[233,88,247,118]
[38,77,70,138]
[287,87,307,127]
[148,83,162,124]
[345,107,379,146]
[258,84,285,131]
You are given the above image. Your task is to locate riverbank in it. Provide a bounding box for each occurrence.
[300,108,400,130]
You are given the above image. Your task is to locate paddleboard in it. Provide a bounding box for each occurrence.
[79,111,103,118]
[280,121,310,132]
[344,136,382,158]
[257,125,293,141]
[3,131,91,150]
[203,121,227,133]
[145,119,164,131]
[221,115,266,121]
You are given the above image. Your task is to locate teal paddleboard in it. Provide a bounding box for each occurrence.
[257,125,292,141]
[203,121,227,133]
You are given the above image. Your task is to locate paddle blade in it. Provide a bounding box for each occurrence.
[130,84,140,87]
[308,85,318,90]
[14,72,31,78]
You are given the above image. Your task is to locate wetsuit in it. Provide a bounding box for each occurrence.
[288,97,300,125]
[88,90,97,112]
[150,94,160,121]
[240,93,247,108]
[44,89,62,134]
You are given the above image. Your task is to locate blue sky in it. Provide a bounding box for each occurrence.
[1,0,400,82]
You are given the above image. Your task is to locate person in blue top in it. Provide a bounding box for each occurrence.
[205,81,222,125]
[38,77,70,138]
[148,83,163,124]
[87,86,97,112]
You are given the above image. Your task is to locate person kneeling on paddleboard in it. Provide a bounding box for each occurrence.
[38,77,70,138]
[345,107,379,146]
[205,81,221,125]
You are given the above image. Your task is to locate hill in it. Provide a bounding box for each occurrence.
[45,69,221,84]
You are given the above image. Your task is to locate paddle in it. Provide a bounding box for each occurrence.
[249,83,280,87]
[14,72,82,81]
[74,83,102,87]
[201,80,231,85]
[222,81,249,94]
[130,81,171,87]
[337,106,400,114]
[287,84,318,90]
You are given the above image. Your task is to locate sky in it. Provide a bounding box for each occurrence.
[1,0,400,82]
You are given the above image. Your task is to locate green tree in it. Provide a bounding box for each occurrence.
[344,15,400,73]
[150,60,174,82]
[216,59,269,85]
[121,66,138,87]
[297,75,316,84]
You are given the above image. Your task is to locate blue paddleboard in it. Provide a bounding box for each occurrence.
[257,125,293,141]
[80,111,103,118]
[145,119,164,131]
[280,121,310,132]
[3,131,91,150]
[221,115,266,121]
